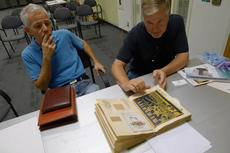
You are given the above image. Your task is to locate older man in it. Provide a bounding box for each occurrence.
[20,3,106,96]
[112,0,189,93]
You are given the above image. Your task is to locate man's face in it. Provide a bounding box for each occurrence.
[144,7,169,38]
[25,11,52,45]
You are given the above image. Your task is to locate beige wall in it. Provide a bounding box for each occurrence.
[188,0,230,58]
[96,0,119,26]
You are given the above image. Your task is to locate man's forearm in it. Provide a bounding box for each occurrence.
[82,40,99,64]
[111,60,129,85]
[112,59,150,92]
[161,52,189,76]
[34,58,52,91]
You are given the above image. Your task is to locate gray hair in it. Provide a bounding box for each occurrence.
[142,0,170,16]
[20,3,48,26]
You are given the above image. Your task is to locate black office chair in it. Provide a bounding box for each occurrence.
[0,89,19,122]
[84,0,103,20]
[48,4,64,30]
[49,4,63,14]
[78,49,110,87]
[0,15,30,58]
[11,8,22,17]
[53,7,78,34]
[66,0,80,16]
[76,4,101,39]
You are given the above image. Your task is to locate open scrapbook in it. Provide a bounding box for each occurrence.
[95,85,191,153]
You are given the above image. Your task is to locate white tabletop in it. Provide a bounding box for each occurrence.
[1,66,230,153]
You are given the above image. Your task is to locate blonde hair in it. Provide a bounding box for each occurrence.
[142,0,170,16]
[20,3,48,26]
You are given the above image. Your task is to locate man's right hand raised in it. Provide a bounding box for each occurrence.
[120,78,150,93]
[42,34,56,60]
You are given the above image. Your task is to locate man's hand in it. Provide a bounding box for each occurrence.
[121,78,150,93]
[153,69,166,88]
[42,34,56,60]
[94,62,106,75]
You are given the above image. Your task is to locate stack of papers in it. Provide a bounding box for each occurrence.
[178,64,230,93]
[178,69,213,86]
[185,64,230,81]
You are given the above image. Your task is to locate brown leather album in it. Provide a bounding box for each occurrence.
[38,85,78,131]
[42,85,71,113]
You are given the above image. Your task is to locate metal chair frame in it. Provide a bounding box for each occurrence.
[0,15,30,58]
[53,7,78,34]
[78,49,110,87]
[76,4,101,39]
[84,0,103,20]
[0,89,19,119]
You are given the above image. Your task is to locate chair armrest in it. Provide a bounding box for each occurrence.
[98,70,110,88]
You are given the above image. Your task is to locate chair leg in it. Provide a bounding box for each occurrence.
[9,42,15,53]
[90,66,96,83]
[25,34,31,44]
[7,101,19,117]
[2,42,11,58]
[77,23,83,39]
[94,25,97,35]
[3,29,7,37]
[101,12,103,21]
[26,36,30,44]
[13,29,17,35]
[0,89,19,117]
[88,58,96,83]
[74,27,78,36]
[98,23,101,38]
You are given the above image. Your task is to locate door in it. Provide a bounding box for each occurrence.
[224,34,230,59]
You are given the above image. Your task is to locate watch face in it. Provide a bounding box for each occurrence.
[212,0,222,6]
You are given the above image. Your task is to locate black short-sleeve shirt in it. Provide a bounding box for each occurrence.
[117,14,189,76]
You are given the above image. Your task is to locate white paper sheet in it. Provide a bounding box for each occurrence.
[43,121,110,153]
[121,141,156,153]
[147,123,211,153]
[172,79,188,86]
[0,117,45,153]
[207,82,230,94]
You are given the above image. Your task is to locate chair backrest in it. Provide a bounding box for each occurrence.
[54,7,72,21]
[84,0,97,7]
[77,49,96,83]
[49,4,63,13]
[1,15,23,29]
[76,4,93,16]
[66,1,80,11]
[84,0,103,20]
[11,8,22,16]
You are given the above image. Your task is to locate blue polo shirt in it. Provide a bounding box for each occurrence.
[22,29,85,88]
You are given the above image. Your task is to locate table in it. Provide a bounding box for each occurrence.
[1,59,230,153]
